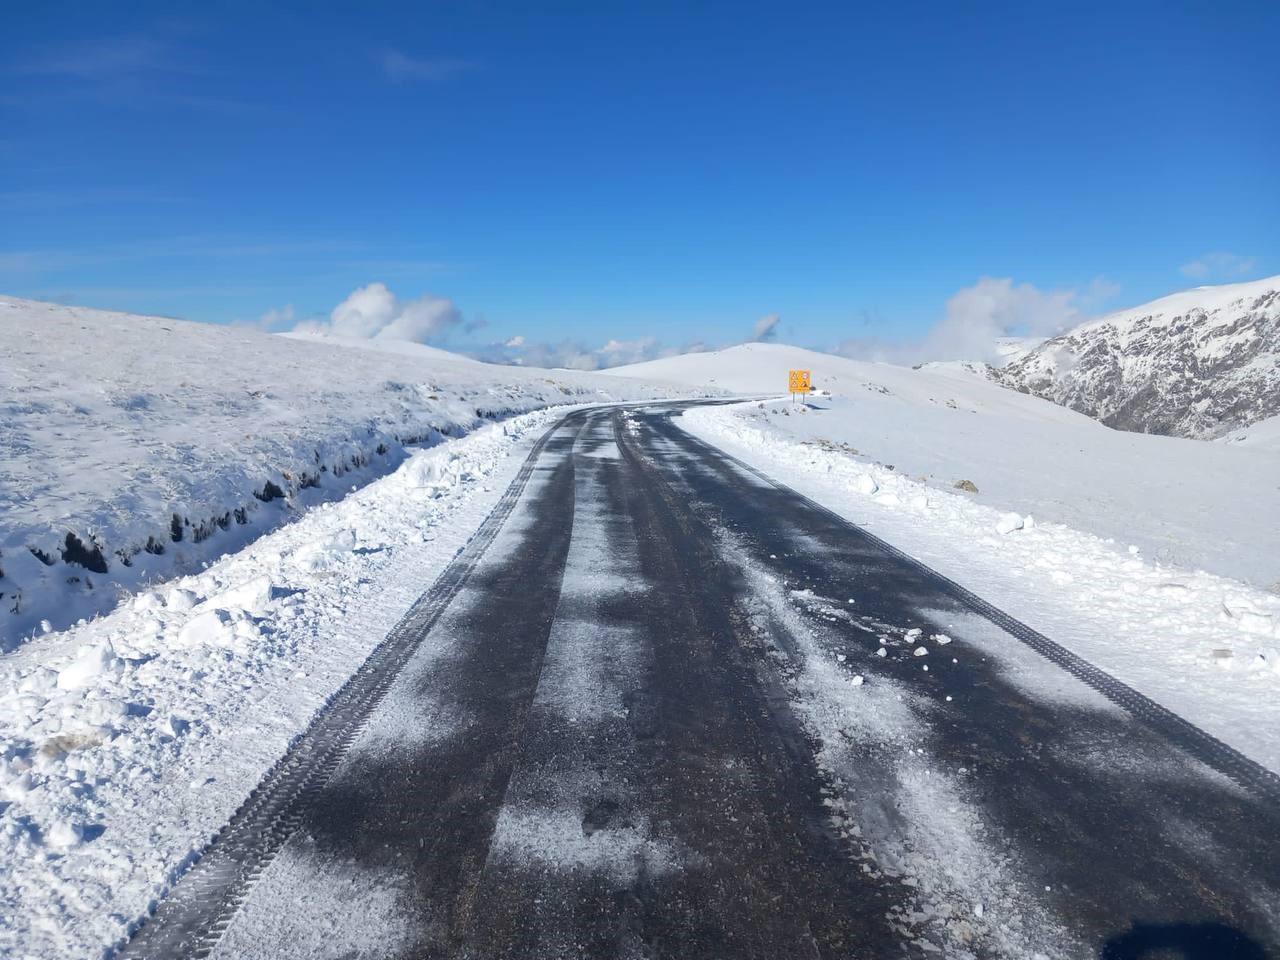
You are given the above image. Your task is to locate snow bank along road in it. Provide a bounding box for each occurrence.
[122,402,1280,960]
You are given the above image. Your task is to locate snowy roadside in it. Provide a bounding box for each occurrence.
[1,296,700,644]
[679,400,1280,775]
[0,406,572,959]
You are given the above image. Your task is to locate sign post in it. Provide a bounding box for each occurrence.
[787,369,811,404]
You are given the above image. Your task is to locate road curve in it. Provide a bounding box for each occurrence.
[120,402,1280,960]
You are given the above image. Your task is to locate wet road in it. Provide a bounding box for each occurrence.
[126,402,1280,960]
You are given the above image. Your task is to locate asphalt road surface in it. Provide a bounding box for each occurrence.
[123,402,1280,960]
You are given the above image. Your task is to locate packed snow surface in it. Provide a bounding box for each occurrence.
[0,296,700,644]
[733,552,1081,956]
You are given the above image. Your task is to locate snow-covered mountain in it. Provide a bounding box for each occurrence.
[996,276,1280,439]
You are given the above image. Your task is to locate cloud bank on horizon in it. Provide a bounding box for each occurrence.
[1180,251,1258,280]
[291,275,1125,370]
[832,276,1120,366]
[290,288,779,369]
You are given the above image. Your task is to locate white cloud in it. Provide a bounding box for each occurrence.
[1079,275,1121,308]
[473,334,704,370]
[751,313,780,341]
[257,304,294,329]
[381,50,471,82]
[934,277,1078,352]
[17,34,184,79]
[1180,252,1257,280]
[598,337,677,366]
[835,277,1101,365]
[295,282,461,343]
[517,342,601,370]
[467,310,782,370]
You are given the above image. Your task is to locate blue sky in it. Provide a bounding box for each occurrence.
[3,1,1277,365]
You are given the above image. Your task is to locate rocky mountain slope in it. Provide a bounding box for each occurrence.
[996,276,1280,439]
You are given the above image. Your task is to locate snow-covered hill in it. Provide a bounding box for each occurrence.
[996,276,1280,439]
[608,340,1280,589]
[0,296,695,645]
[1222,412,1280,448]
[280,329,484,364]
[606,341,1092,423]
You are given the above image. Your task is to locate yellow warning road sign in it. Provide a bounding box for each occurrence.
[788,369,811,394]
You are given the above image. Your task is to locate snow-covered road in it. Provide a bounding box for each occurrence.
[115,402,1280,960]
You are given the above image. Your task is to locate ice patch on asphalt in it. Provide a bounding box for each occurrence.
[342,621,471,760]
[483,425,683,884]
[534,619,640,724]
[489,804,680,880]
[579,440,622,459]
[729,540,1075,959]
[208,842,416,960]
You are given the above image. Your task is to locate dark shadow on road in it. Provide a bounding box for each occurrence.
[1100,921,1267,959]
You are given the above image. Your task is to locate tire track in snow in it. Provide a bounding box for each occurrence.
[115,408,591,960]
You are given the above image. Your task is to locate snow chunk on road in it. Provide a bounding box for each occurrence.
[291,529,358,573]
[56,642,118,691]
[45,820,87,851]
[176,609,236,648]
[199,575,283,617]
[1222,601,1279,638]
[164,588,199,611]
[406,452,472,496]
[995,513,1024,535]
